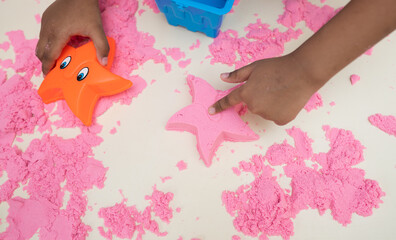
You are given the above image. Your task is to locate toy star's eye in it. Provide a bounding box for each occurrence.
[77,67,89,81]
[60,56,71,69]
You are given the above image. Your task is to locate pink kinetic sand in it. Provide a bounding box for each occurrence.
[304,92,323,112]
[165,48,186,61]
[369,114,396,137]
[176,160,187,171]
[278,0,337,32]
[166,75,259,167]
[350,74,360,85]
[98,187,173,239]
[222,164,294,240]
[138,9,145,16]
[109,127,117,134]
[160,176,172,183]
[364,47,373,55]
[265,140,296,166]
[0,74,46,145]
[0,41,10,51]
[145,186,174,223]
[189,39,201,50]
[143,0,160,13]
[224,126,384,239]
[232,167,241,176]
[0,133,107,239]
[2,31,41,78]
[238,155,266,177]
[286,126,313,160]
[209,19,301,68]
[34,14,41,24]
[178,59,191,68]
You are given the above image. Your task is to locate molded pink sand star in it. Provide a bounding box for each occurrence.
[166,75,259,167]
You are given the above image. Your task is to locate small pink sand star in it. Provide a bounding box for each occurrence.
[166,75,259,167]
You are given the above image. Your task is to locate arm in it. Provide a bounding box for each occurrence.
[36,0,109,75]
[210,0,396,125]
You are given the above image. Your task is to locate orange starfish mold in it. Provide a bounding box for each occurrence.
[38,37,132,126]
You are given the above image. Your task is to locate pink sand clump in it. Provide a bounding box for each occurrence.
[265,140,296,166]
[99,0,169,74]
[278,0,338,32]
[35,14,41,24]
[0,31,42,79]
[286,126,313,160]
[98,187,174,239]
[368,114,396,137]
[209,19,301,68]
[222,164,294,240]
[223,126,384,239]
[350,74,360,85]
[304,92,323,112]
[145,186,174,223]
[178,59,191,68]
[176,160,187,171]
[143,0,160,14]
[189,39,200,50]
[165,48,186,61]
[0,41,10,51]
[286,126,384,225]
[0,74,46,145]
[0,133,107,239]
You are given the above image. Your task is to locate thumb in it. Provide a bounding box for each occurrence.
[209,85,244,114]
[220,62,255,83]
[88,27,110,66]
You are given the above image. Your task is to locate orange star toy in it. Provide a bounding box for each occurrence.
[38,37,132,126]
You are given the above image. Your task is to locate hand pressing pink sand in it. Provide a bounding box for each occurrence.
[166,75,259,167]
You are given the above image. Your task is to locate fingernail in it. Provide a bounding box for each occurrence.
[208,106,216,115]
[101,57,108,66]
[220,72,230,79]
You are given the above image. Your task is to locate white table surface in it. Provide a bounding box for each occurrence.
[1,0,396,239]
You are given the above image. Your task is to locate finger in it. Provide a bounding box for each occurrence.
[220,62,256,83]
[40,34,69,75]
[35,36,47,62]
[87,25,109,66]
[209,86,243,114]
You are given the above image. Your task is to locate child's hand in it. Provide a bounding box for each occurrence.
[36,0,109,75]
[210,0,396,126]
[209,55,320,126]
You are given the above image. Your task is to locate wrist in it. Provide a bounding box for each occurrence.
[289,48,331,92]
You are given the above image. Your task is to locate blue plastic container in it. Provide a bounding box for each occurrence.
[154,0,234,38]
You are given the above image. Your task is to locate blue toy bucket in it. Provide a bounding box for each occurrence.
[154,0,235,38]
